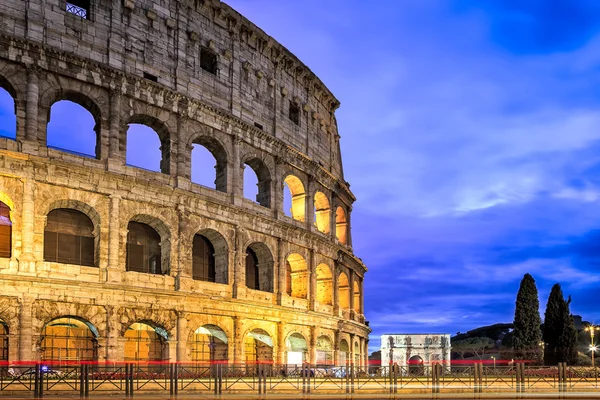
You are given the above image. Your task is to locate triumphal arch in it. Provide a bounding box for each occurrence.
[0,0,369,366]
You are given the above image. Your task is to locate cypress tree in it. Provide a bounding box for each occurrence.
[543,284,578,364]
[513,274,542,360]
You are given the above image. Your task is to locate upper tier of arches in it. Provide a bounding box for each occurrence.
[0,70,354,247]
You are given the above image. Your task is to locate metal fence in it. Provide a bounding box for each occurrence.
[0,362,598,397]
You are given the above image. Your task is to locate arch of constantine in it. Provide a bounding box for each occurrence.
[0,0,369,365]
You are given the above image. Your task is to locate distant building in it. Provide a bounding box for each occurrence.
[380,334,451,367]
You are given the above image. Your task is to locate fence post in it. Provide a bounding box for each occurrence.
[473,362,479,394]
[345,361,349,394]
[129,363,134,398]
[431,362,437,395]
[307,363,311,394]
[350,362,355,393]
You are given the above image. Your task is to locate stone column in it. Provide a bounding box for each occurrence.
[276,238,286,305]
[272,158,282,219]
[232,317,243,364]
[115,338,127,362]
[176,117,190,181]
[308,249,316,310]
[176,312,188,362]
[25,69,39,142]
[330,195,337,241]
[232,226,244,299]
[104,306,119,361]
[19,296,33,361]
[350,333,356,365]
[108,91,121,159]
[333,330,340,366]
[306,177,315,231]
[360,278,365,318]
[277,322,285,365]
[309,326,317,365]
[346,209,353,248]
[18,179,35,273]
[332,262,339,315]
[231,138,242,205]
[167,340,178,362]
[349,271,356,320]
[364,338,369,369]
[106,195,122,282]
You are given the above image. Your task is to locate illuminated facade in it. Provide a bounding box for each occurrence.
[0,0,369,364]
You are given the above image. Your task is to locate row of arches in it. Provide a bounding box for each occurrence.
[0,87,350,244]
[0,199,362,313]
[0,317,361,365]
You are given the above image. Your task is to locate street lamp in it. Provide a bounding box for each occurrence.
[491,356,496,369]
[585,325,600,368]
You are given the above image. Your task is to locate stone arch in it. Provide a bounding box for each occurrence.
[285,252,308,299]
[0,74,18,101]
[283,174,306,222]
[353,280,361,314]
[126,214,172,275]
[339,338,350,365]
[40,315,99,361]
[0,193,14,259]
[245,242,274,293]
[316,335,333,365]
[116,308,177,339]
[123,320,169,362]
[285,332,308,364]
[314,191,330,234]
[242,155,272,208]
[124,114,172,174]
[338,271,350,310]
[42,200,101,267]
[44,90,103,159]
[316,263,333,305]
[335,206,348,245]
[244,327,274,363]
[0,296,20,342]
[408,355,424,375]
[0,74,18,141]
[188,324,229,362]
[33,300,107,339]
[192,228,229,284]
[189,134,229,192]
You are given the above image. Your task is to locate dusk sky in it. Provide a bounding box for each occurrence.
[2,0,600,352]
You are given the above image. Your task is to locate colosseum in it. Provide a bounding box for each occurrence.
[0,0,369,367]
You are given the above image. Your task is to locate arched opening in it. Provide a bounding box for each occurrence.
[243,158,271,208]
[335,207,348,245]
[338,272,350,310]
[0,201,12,258]
[190,324,228,363]
[124,322,167,362]
[191,137,227,192]
[126,221,165,275]
[286,333,308,365]
[408,355,424,375]
[285,253,308,299]
[316,335,333,366]
[44,208,95,266]
[354,342,360,365]
[353,281,361,314]
[316,264,333,305]
[283,175,305,222]
[40,316,98,362]
[314,192,330,234]
[125,118,170,174]
[339,339,349,365]
[47,100,99,158]
[244,329,273,363]
[0,85,16,140]
[0,319,8,361]
[192,229,228,284]
[245,243,273,293]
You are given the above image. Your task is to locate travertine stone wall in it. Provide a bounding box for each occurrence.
[0,0,369,363]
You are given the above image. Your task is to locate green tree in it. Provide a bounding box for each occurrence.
[513,274,542,360]
[543,284,578,364]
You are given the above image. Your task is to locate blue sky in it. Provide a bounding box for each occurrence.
[3,0,600,352]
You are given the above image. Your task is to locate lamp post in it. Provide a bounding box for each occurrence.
[491,356,496,370]
[585,325,600,368]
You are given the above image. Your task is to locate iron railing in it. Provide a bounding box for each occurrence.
[0,362,597,398]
